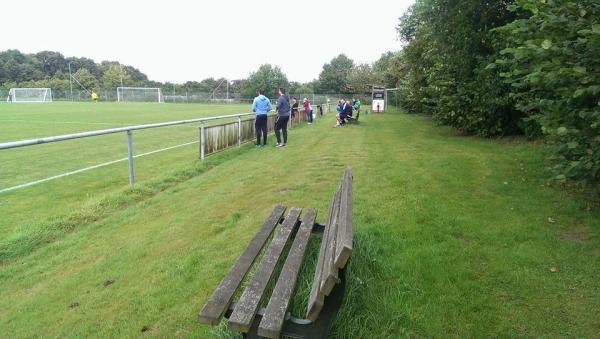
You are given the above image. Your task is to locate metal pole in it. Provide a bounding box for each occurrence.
[199,122,205,160]
[126,130,134,190]
[68,63,73,102]
[226,80,229,100]
[237,116,242,147]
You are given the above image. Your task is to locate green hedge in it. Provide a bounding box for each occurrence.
[494,0,600,195]
[397,0,599,197]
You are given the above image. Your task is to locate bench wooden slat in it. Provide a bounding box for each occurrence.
[306,185,341,321]
[228,208,302,333]
[258,209,317,339]
[335,168,353,268]
[320,184,342,296]
[198,205,287,325]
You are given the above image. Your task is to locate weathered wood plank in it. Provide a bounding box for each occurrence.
[258,209,317,338]
[319,184,342,296]
[198,205,287,325]
[306,185,341,321]
[335,167,353,268]
[228,208,302,333]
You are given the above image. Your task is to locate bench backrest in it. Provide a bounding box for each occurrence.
[306,167,353,320]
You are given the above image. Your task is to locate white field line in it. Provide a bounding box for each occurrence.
[0,140,199,194]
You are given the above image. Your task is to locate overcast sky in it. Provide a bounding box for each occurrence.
[2,0,414,83]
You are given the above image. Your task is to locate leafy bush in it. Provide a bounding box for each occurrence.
[396,0,522,136]
[494,0,600,195]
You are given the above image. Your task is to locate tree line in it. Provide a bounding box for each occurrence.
[392,0,599,197]
[0,49,394,99]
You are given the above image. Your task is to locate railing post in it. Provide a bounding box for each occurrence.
[126,130,134,190]
[199,122,205,160]
[237,116,242,147]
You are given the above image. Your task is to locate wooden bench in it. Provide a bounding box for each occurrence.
[346,110,360,123]
[198,167,353,338]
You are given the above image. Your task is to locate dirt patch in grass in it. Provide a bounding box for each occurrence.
[277,188,293,195]
[558,225,592,243]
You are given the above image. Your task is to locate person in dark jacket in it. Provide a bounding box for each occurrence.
[252,89,272,147]
[274,87,291,147]
[291,97,299,120]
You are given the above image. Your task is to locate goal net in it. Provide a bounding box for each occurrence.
[117,87,163,102]
[7,88,52,103]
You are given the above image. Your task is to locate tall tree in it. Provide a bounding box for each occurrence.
[0,50,44,84]
[73,68,99,91]
[102,64,131,90]
[347,63,377,94]
[242,64,289,98]
[316,54,354,93]
[66,57,101,78]
[34,51,67,76]
[373,51,402,89]
[396,0,520,135]
[292,84,314,96]
[122,65,148,82]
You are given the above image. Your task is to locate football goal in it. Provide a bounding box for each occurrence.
[6,88,52,103]
[117,87,163,103]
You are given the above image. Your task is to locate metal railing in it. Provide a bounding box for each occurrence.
[0,103,333,192]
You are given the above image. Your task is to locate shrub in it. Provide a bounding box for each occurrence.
[495,0,600,195]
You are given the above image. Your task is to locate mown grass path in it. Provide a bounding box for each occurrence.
[0,109,598,338]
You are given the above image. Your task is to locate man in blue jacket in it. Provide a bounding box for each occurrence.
[252,89,272,147]
[274,87,291,147]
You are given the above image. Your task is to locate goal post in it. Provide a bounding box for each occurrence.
[116,87,163,103]
[7,88,53,103]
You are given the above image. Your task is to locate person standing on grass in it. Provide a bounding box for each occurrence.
[252,88,272,147]
[274,87,291,147]
[353,98,361,114]
[291,97,299,120]
[303,98,313,124]
[91,91,98,103]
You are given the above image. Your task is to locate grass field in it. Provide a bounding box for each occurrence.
[0,103,599,338]
[0,102,253,238]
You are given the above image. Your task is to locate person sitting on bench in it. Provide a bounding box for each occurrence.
[335,99,352,127]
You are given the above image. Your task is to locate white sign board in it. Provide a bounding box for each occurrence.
[372,100,385,112]
[372,86,386,112]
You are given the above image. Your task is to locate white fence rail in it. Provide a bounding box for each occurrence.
[0,104,333,193]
